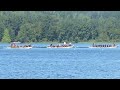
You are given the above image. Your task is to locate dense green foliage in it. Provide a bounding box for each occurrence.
[0,11,120,43]
[1,28,11,42]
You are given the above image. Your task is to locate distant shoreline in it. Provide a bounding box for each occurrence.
[0,41,120,44]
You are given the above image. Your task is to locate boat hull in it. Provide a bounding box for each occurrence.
[47,46,74,48]
[89,46,118,48]
[7,47,32,49]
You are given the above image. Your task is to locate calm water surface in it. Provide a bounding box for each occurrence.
[0,43,120,79]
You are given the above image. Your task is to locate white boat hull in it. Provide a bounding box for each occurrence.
[47,46,74,48]
[7,47,32,49]
[89,46,118,48]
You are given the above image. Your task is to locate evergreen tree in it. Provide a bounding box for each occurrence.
[1,28,11,43]
[0,11,120,43]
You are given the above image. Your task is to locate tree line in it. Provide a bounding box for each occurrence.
[0,11,120,43]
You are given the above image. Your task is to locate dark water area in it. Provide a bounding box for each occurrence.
[0,43,120,79]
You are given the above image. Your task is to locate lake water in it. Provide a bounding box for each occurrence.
[0,43,120,79]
